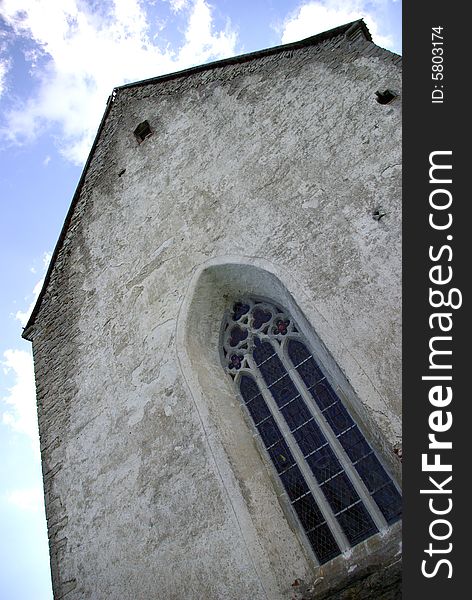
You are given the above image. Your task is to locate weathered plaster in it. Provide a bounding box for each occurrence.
[26,27,401,599]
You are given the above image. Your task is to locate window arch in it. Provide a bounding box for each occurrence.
[221,298,401,565]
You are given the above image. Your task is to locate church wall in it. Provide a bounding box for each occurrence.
[28,33,402,599]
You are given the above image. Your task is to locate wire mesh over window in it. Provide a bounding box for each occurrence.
[221,299,402,565]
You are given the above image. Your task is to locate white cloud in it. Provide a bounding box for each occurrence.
[281,0,394,50]
[15,278,44,327]
[1,348,39,454]
[0,0,237,165]
[4,487,44,513]
[0,58,10,97]
[15,251,52,327]
[168,0,189,12]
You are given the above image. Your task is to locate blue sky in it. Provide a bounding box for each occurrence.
[0,1,401,598]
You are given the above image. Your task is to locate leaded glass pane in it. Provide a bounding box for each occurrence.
[338,426,371,462]
[373,483,402,524]
[246,394,271,425]
[306,524,341,564]
[287,339,311,367]
[280,397,312,430]
[258,355,286,385]
[239,375,259,403]
[323,402,354,436]
[268,440,295,473]
[268,374,299,407]
[257,416,282,448]
[337,503,378,546]
[253,339,276,366]
[279,465,309,500]
[292,493,325,531]
[292,420,327,456]
[355,453,391,493]
[306,445,343,484]
[321,472,360,513]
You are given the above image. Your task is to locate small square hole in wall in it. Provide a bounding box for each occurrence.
[375,89,397,105]
[134,120,152,143]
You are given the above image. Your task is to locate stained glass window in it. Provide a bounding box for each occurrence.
[221,298,402,565]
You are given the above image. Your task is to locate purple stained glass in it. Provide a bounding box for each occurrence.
[274,319,289,335]
[229,354,243,370]
[228,325,248,347]
[233,302,250,321]
[252,307,272,329]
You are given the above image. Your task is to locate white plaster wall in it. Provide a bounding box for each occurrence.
[30,33,402,599]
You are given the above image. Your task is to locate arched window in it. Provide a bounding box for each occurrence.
[221,298,401,565]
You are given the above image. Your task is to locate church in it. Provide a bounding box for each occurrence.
[23,20,402,600]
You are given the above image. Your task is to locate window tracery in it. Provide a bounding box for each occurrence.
[221,298,401,565]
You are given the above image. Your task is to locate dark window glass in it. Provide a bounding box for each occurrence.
[269,374,299,407]
[338,426,371,462]
[321,472,360,513]
[268,440,296,473]
[280,466,309,500]
[337,503,378,546]
[323,402,354,436]
[306,445,343,484]
[292,420,327,456]
[306,524,341,564]
[233,302,250,321]
[252,307,272,329]
[372,483,402,524]
[258,355,286,385]
[239,375,259,403]
[293,493,325,531]
[246,394,271,425]
[355,453,391,493]
[253,339,276,366]
[280,397,312,430]
[257,416,282,448]
[287,339,311,366]
[309,381,338,410]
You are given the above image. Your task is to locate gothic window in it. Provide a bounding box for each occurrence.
[221,298,402,565]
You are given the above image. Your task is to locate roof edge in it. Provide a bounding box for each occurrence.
[22,92,116,341]
[22,18,385,340]
[116,20,372,92]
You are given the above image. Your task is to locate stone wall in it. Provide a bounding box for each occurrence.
[26,29,402,600]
